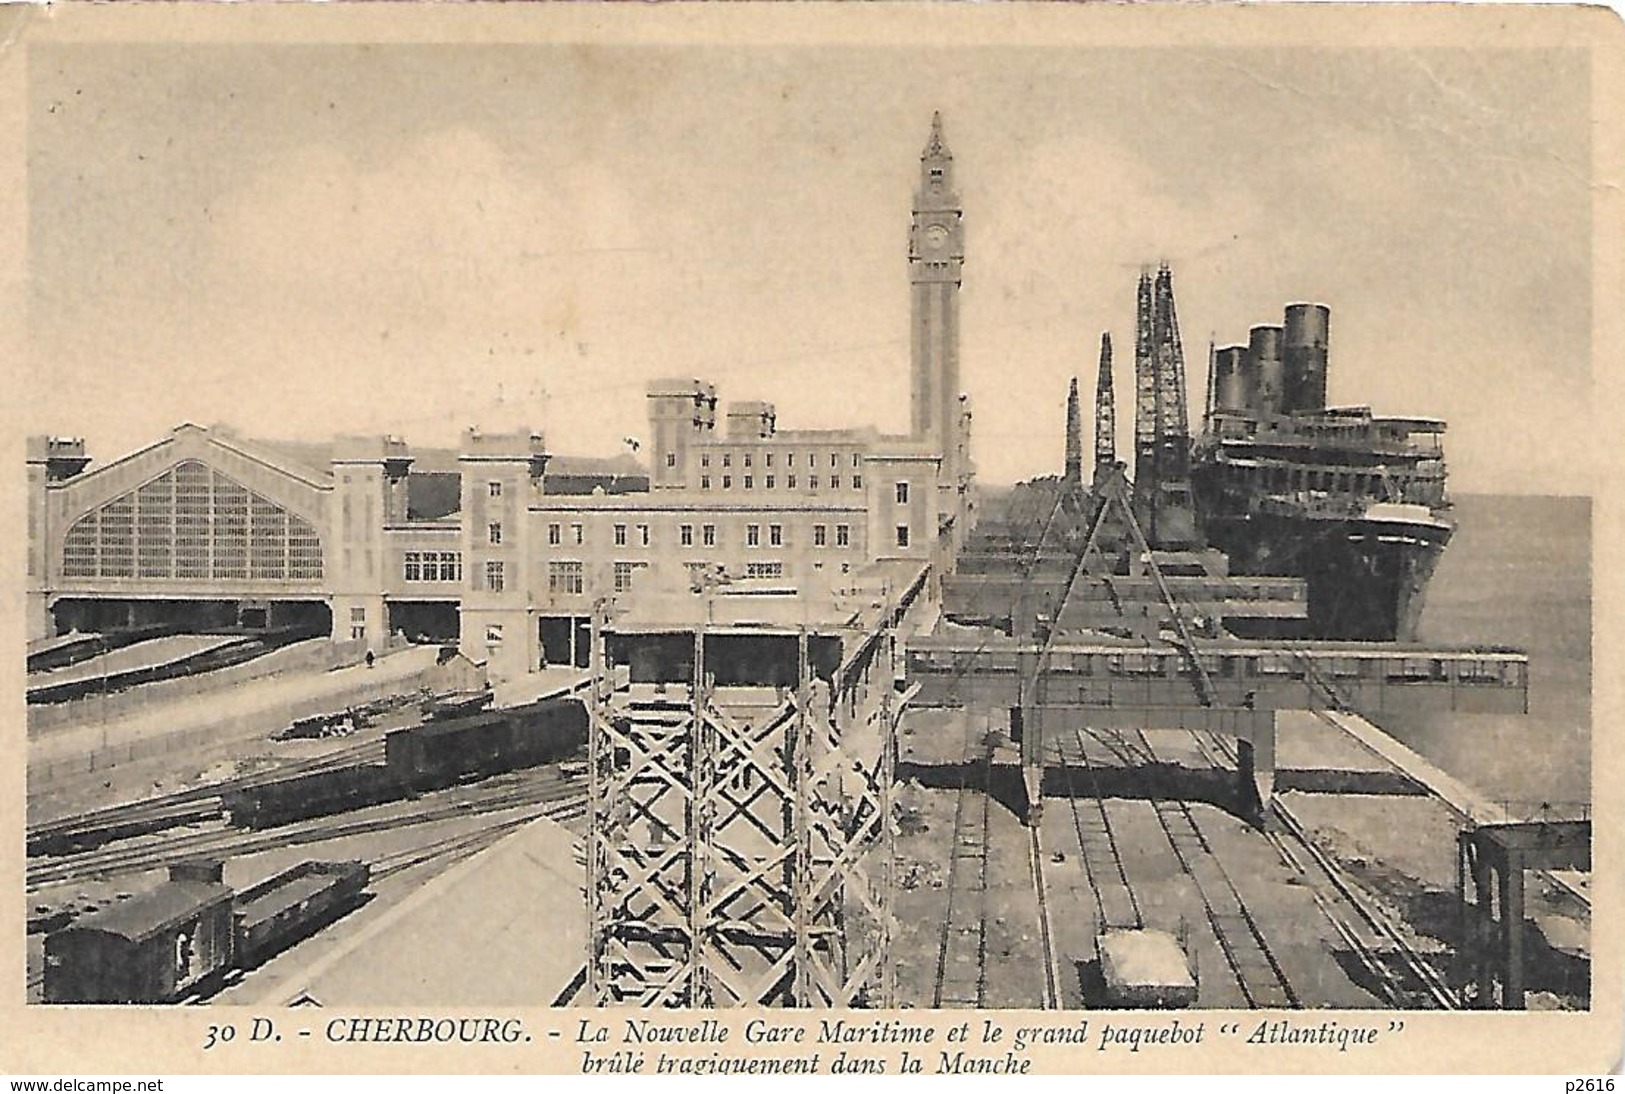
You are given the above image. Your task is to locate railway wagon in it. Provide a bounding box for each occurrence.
[386,697,588,791]
[44,862,234,1004]
[223,765,401,830]
[503,697,589,767]
[387,712,513,790]
[44,859,374,1003]
[234,860,370,968]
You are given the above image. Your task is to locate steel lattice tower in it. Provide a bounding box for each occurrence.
[585,613,899,1007]
[1150,264,1199,548]
[1131,269,1159,540]
[1064,377,1083,486]
[1094,332,1116,477]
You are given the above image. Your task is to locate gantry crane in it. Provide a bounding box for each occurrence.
[1130,265,1200,549]
[1093,332,1115,483]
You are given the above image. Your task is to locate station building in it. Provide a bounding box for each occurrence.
[25,114,976,682]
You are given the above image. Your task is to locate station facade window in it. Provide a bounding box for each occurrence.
[403,551,462,582]
[549,560,584,596]
[60,460,323,582]
[614,561,649,593]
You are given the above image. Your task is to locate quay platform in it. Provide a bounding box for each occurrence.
[891,704,1590,1011]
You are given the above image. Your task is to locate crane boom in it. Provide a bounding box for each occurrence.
[1094,331,1116,476]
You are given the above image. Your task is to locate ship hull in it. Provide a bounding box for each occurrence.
[1201,510,1450,642]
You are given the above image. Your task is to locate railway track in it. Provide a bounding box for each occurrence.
[34,791,586,1006]
[1044,723,1297,1008]
[1130,727,1299,1009]
[371,795,587,882]
[1179,719,1459,1008]
[1056,728,1142,933]
[932,713,993,1009]
[172,795,589,1006]
[28,772,583,891]
[28,737,389,849]
[1027,812,1062,1009]
[949,484,1477,1010]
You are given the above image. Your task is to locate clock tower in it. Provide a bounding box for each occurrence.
[910,112,964,484]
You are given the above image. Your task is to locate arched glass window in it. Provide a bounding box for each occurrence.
[61,460,323,581]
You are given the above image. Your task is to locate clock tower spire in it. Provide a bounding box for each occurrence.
[910,111,965,488]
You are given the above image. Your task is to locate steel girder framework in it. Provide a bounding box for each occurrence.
[586,618,897,1008]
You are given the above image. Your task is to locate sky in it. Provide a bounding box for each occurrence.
[25,39,1593,493]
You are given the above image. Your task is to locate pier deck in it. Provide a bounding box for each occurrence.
[892,706,1589,1010]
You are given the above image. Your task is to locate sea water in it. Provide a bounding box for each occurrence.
[1381,494,1591,811]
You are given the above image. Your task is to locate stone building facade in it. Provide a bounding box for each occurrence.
[26,115,977,682]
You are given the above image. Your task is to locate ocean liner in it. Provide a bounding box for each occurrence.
[1190,303,1452,641]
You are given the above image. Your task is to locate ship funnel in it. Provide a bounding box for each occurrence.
[1283,303,1330,414]
[1213,345,1250,413]
[1247,324,1285,416]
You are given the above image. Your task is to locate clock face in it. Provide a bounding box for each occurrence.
[923,224,950,251]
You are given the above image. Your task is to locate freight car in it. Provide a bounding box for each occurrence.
[222,765,401,830]
[223,697,588,829]
[385,697,587,792]
[43,861,237,1004]
[43,859,370,1004]
[234,860,370,968]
